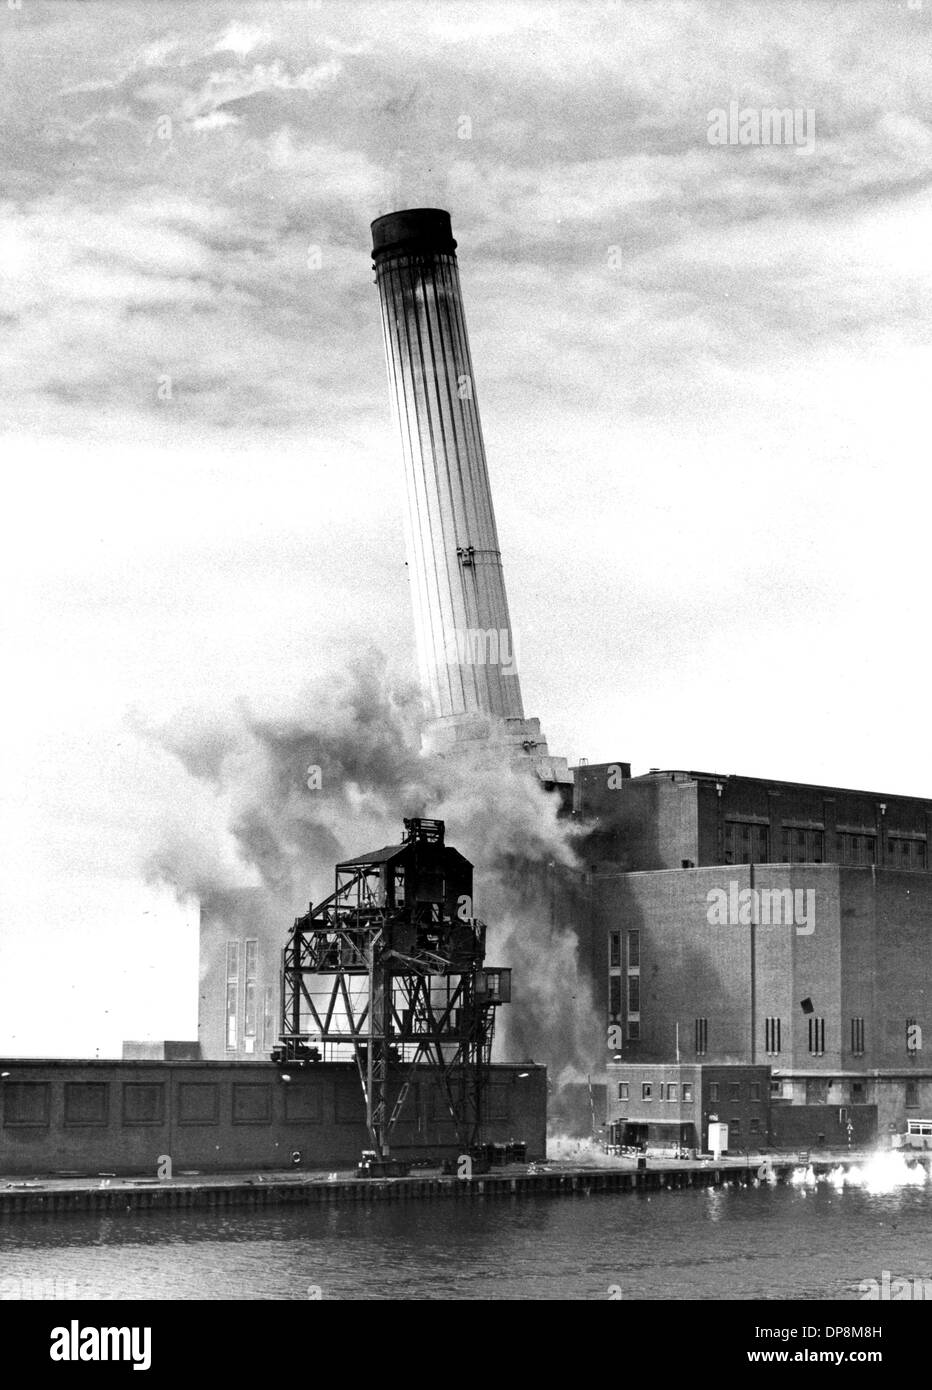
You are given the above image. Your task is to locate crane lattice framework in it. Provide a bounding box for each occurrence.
[278,818,510,1160]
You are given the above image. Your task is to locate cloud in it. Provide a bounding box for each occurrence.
[212,23,273,59]
[186,109,241,133]
[179,58,343,132]
[5,1,928,446]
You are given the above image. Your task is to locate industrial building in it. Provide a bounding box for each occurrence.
[0,1057,546,1177]
[192,209,931,1159]
[573,765,932,1151]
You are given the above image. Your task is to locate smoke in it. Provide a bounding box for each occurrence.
[795,1151,930,1194]
[133,647,601,1089]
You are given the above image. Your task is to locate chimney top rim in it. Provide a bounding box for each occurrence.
[371,207,457,260]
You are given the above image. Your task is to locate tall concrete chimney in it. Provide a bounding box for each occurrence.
[372,208,567,780]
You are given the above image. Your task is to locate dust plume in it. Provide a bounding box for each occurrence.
[134,648,601,1096]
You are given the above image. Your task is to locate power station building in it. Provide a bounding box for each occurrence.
[195,209,931,1159]
[573,765,932,1151]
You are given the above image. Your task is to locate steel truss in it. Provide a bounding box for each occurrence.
[279,820,507,1158]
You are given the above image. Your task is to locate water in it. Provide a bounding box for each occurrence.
[2,1179,931,1300]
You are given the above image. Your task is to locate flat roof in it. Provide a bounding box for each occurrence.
[577,765,932,805]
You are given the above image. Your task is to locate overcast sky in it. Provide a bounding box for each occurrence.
[2,0,931,1053]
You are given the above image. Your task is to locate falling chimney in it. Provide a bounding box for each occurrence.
[371,208,568,781]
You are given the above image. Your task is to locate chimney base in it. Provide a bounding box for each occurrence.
[422,714,572,785]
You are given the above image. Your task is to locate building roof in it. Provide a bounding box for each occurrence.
[625,768,932,805]
[336,844,405,868]
[337,842,473,870]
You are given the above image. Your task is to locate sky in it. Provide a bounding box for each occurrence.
[1,0,931,1054]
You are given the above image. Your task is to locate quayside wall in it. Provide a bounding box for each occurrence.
[8,1156,920,1218]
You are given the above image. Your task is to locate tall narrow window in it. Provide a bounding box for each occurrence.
[627,976,640,1013]
[850,1017,865,1056]
[225,942,239,1052]
[609,976,621,1018]
[244,939,258,1039]
[609,932,621,968]
[807,1016,825,1055]
[694,1017,708,1056]
[627,930,640,969]
[764,1017,782,1055]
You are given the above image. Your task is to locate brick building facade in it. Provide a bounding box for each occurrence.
[572,767,932,1150]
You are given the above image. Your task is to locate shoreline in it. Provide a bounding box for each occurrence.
[5,1150,927,1218]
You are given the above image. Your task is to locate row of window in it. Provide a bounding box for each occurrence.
[619,1080,763,1103]
[769,1015,919,1057]
[722,821,927,868]
[787,1079,924,1108]
[1,1079,510,1128]
[620,1081,924,1110]
[624,1013,919,1057]
[3,1081,287,1127]
[619,1082,694,1102]
[727,1117,762,1135]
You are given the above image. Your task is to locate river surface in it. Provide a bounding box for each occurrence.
[1,1180,931,1300]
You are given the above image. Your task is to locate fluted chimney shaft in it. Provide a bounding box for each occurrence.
[372,209,524,731]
